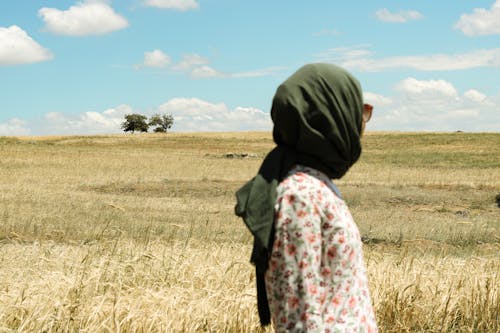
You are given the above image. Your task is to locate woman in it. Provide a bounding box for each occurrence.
[235,63,377,332]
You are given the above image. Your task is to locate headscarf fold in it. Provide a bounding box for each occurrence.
[235,63,364,326]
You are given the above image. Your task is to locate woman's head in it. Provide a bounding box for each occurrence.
[270,63,367,178]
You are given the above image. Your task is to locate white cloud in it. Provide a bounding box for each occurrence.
[144,0,199,11]
[455,0,500,36]
[137,49,171,68]
[39,0,129,36]
[41,104,134,135]
[1,100,271,135]
[464,89,488,104]
[319,45,373,60]
[363,92,393,106]
[172,54,225,78]
[375,8,424,23]
[2,88,498,135]
[173,54,210,71]
[0,25,53,65]
[316,45,500,72]
[190,65,225,78]
[174,54,284,78]
[231,66,288,78]
[157,98,272,131]
[396,78,458,98]
[135,51,284,78]
[0,118,31,136]
[366,79,500,132]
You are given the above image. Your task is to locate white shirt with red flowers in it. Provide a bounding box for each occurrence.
[265,165,378,333]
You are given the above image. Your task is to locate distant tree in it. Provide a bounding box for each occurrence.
[149,113,174,133]
[121,114,149,133]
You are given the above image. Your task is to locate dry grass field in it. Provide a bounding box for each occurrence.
[0,131,499,332]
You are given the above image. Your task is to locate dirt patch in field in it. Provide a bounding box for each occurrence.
[81,179,243,198]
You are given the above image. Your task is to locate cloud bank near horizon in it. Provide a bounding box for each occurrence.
[0,98,272,136]
[1,78,498,136]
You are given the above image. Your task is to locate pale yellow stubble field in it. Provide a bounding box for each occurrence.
[0,132,499,332]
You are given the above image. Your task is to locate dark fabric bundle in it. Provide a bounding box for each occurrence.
[235,63,364,326]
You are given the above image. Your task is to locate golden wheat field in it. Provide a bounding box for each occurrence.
[0,132,499,332]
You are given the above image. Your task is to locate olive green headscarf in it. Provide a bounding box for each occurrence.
[235,63,364,325]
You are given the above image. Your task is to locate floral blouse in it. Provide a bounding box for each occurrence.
[265,165,378,333]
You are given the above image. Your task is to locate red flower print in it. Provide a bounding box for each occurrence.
[306,233,316,244]
[264,166,379,332]
[327,246,337,259]
[286,243,297,256]
[349,296,357,309]
[297,210,307,218]
[318,291,326,305]
[321,267,332,277]
[338,234,345,244]
[274,240,282,248]
[287,296,300,309]
[308,284,318,295]
[349,249,355,262]
[332,294,342,306]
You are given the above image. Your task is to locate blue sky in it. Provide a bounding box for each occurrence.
[1,0,499,135]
